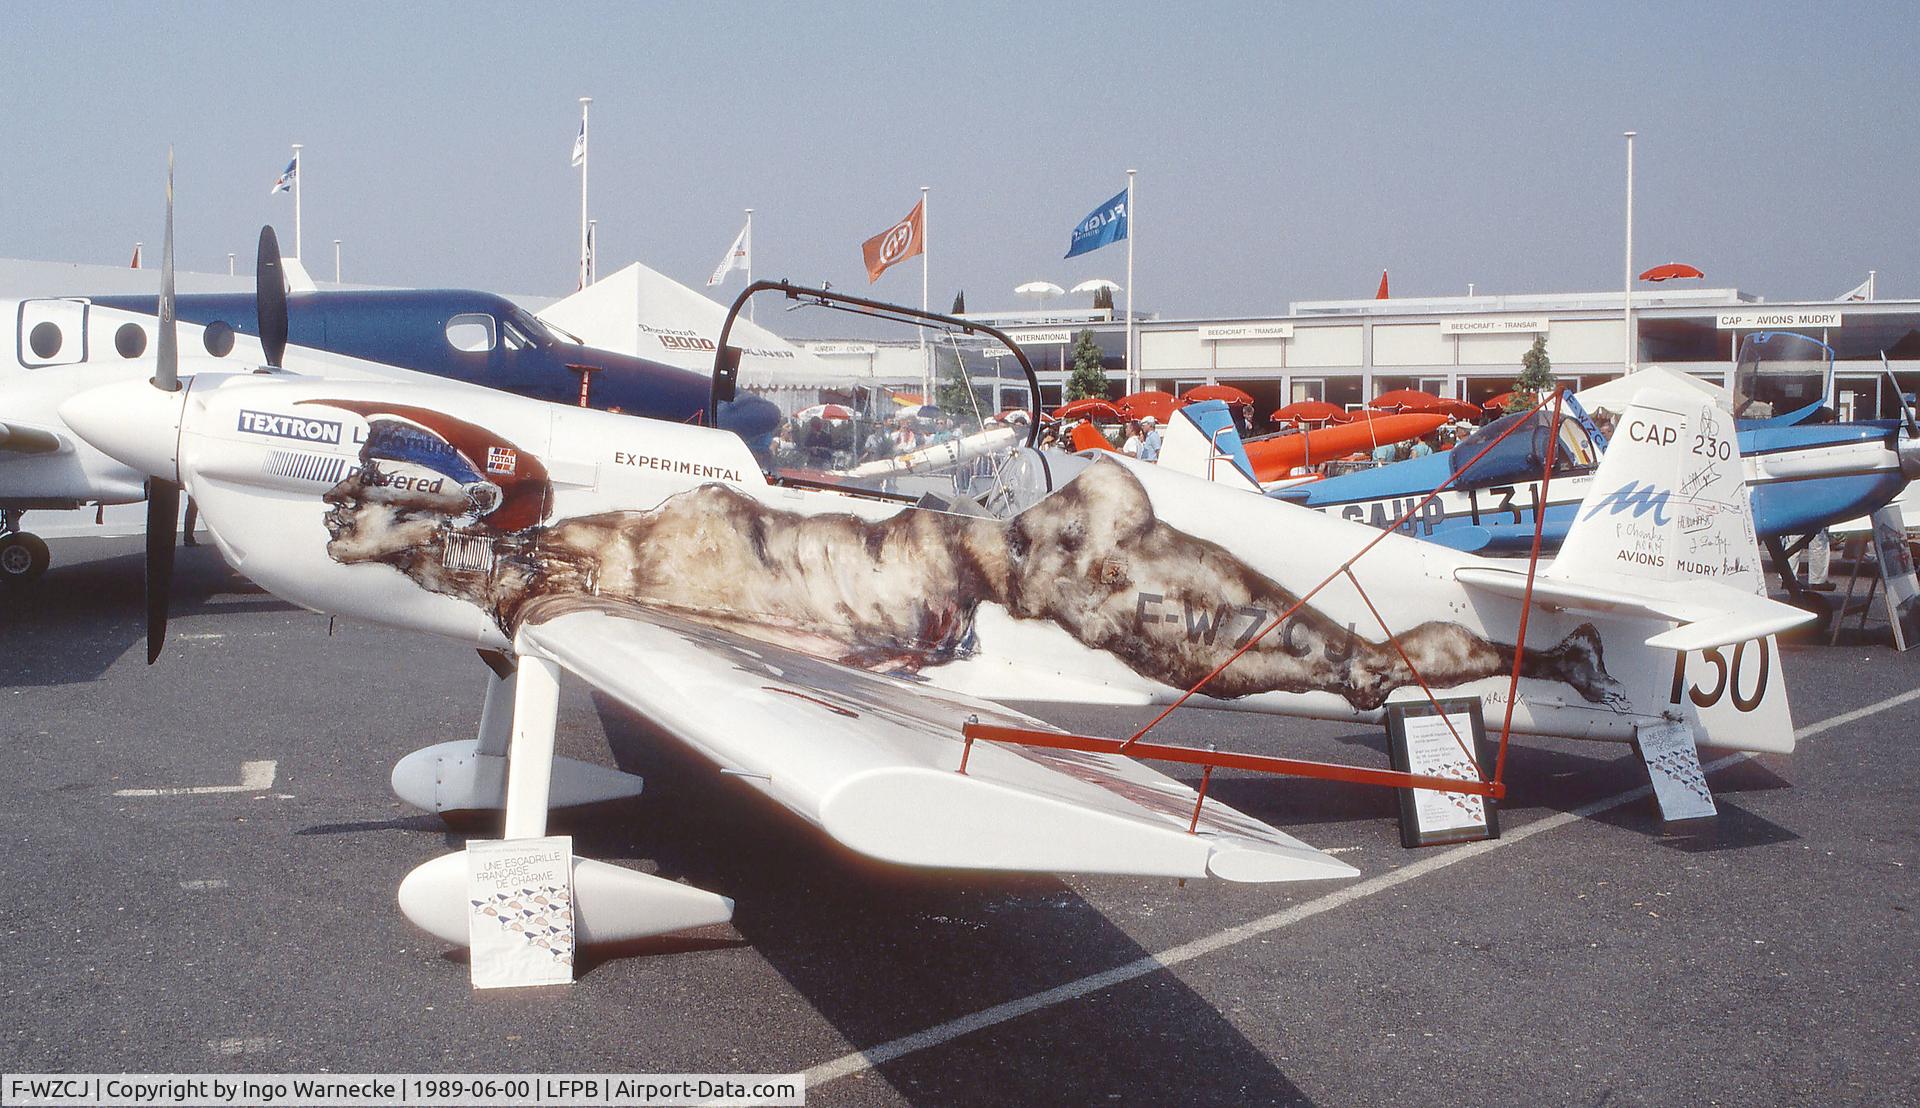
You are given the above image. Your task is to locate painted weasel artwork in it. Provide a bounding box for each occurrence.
[311,401,1627,712]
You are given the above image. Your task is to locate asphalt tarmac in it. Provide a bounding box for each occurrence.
[2,536,1916,1105]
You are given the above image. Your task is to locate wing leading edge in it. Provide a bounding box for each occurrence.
[516,602,1357,885]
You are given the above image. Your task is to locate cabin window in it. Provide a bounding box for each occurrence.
[446,313,496,353]
[28,322,61,359]
[115,322,148,358]
[500,318,532,352]
[203,321,235,357]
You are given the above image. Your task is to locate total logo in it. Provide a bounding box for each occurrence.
[879,220,917,266]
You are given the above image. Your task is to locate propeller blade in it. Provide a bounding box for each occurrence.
[256,225,288,368]
[145,479,180,664]
[154,148,179,393]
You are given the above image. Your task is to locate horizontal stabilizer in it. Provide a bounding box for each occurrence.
[1455,566,1814,650]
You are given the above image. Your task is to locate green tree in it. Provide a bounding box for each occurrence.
[932,343,981,416]
[950,289,966,315]
[1507,335,1554,412]
[1064,329,1112,402]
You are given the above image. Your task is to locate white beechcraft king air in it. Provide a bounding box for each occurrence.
[55,192,1814,955]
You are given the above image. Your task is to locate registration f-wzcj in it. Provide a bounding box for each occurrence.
[60,268,1813,956]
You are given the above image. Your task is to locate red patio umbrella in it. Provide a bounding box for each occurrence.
[795,403,855,422]
[1268,400,1352,425]
[1431,398,1486,421]
[1055,397,1124,422]
[1368,388,1446,412]
[1639,262,1704,282]
[1181,384,1255,407]
[1118,390,1183,423]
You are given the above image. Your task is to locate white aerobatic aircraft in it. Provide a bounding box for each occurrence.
[55,188,1815,955]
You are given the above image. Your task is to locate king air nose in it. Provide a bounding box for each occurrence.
[59,377,188,484]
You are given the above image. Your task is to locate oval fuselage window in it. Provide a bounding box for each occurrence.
[115,322,148,358]
[203,321,235,357]
[29,321,62,359]
[445,313,497,353]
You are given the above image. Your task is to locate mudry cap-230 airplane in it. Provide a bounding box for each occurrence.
[57,167,1814,959]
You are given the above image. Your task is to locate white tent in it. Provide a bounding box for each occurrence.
[1575,364,1732,414]
[536,261,858,391]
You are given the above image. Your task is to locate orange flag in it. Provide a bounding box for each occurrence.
[862,198,925,283]
[1375,270,1389,299]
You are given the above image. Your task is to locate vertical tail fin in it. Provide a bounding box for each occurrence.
[1155,400,1261,490]
[1550,389,1766,596]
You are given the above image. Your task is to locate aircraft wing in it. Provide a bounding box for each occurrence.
[516,602,1356,884]
[0,420,63,455]
[1453,566,1813,651]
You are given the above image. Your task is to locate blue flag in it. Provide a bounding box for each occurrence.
[1065,187,1128,259]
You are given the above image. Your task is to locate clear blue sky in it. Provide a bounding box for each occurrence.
[4,2,1913,314]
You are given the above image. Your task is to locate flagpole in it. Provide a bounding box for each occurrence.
[291,143,303,260]
[1869,269,1877,302]
[1621,131,1635,374]
[920,185,931,403]
[587,219,597,284]
[579,97,592,290]
[333,239,342,283]
[1125,168,1137,394]
[744,208,754,323]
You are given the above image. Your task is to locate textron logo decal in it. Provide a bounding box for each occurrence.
[238,409,343,445]
[1583,481,1672,525]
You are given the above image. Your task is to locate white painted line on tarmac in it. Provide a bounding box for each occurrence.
[115,760,277,797]
[803,687,1920,1089]
[179,879,230,890]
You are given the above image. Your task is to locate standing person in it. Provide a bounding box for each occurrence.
[1121,420,1144,457]
[1409,435,1434,459]
[1371,438,1397,466]
[1137,416,1163,462]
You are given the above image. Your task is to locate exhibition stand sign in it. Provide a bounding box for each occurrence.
[466,836,576,989]
[1386,698,1498,848]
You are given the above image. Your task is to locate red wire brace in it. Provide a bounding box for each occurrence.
[962,396,1567,813]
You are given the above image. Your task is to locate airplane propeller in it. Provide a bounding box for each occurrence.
[256,225,288,368]
[145,148,185,664]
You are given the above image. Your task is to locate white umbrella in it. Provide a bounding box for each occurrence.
[1070,278,1122,295]
[1014,281,1066,299]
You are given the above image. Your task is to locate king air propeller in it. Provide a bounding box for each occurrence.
[256,225,289,369]
[144,150,184,664]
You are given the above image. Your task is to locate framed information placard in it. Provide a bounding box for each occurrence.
[1870,506,1920,651]
[1385,698,1499,848]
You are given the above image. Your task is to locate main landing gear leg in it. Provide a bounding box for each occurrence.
[1766,534,1832,633]
[395,636,732,952]
[389,649,646,820]
[0,509,51,587]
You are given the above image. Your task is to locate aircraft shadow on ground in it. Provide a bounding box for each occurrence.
[0,545,297,687]
[585,694,1318,1105]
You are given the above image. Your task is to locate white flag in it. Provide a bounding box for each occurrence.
[1837,276,1872,302]
[570,121,586,167]
[707,219,752,287]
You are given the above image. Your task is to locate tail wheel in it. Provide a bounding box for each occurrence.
[0,532,50,585]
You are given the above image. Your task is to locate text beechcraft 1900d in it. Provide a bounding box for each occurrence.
[59,261,1813,966]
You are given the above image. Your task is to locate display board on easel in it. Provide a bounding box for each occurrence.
[1870,506,1920,651]
[1385,697,1498,848]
